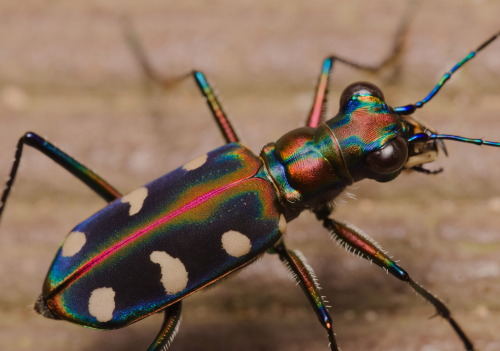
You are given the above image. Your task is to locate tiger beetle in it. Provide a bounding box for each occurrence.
[1,25,500,350]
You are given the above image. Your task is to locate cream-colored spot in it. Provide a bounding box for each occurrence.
[182,154,208,171]
[88,287,115,322]
[61,231,86,257]
[221,230,252,257]
[121,187,148,216]
[278,214,287,234]
[150,251,189,295]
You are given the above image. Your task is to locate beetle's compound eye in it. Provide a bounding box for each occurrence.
[367,137,408,174]
[339,82,385,107]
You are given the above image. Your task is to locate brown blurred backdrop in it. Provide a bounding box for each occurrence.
[0,1,499,350]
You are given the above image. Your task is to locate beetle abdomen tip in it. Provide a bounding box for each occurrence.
[34,295,60,320]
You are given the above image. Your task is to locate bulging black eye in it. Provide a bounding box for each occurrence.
[339,82,385,108]
[367,137,408,174]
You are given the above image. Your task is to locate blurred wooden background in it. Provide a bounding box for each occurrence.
[0,1,499,350]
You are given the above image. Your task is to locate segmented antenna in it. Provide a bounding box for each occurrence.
[394,32,500,114]
[409,133,500,147]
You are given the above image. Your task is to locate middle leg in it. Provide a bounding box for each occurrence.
[270,240,338,351]
[123,21,239,144]
[306,0,419,127]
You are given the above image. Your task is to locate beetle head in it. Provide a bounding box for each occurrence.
[325,82,443,183]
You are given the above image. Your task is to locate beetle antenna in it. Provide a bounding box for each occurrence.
[409,132,500,147]
[394,31,500,115]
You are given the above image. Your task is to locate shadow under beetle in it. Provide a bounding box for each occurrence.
[1,27,500,351]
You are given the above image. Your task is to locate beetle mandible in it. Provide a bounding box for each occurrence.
[1,23,499,351]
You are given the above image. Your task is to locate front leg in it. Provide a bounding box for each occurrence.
[313,206,474,351]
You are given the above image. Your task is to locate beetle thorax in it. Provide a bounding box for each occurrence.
[260,125,349,208]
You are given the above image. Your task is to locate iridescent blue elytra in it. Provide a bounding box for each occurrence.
[1,29,499,351]
[45,143,284,328]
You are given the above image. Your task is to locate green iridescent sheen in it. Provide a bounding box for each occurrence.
[326,94,408,180]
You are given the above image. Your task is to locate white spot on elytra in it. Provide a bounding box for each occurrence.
[121,187,148,216]
[150,251,189,295]
[182,154,208,171]
[279,214,287,234]
[61,231,86,257]
[221,231,252,257]
[88,287,115,322]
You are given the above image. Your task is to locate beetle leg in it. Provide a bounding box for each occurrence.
[147,302,182,351]
[123,20,239,144]
[306,0,418,128]
[123,18,191,90]
[313,207,475,351]
[0,131,122,221]
[272,241,338,351]
[192,70,240,143]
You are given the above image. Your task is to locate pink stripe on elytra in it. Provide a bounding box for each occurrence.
[56,179,243,292]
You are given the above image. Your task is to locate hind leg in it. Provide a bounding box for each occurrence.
[0,131,122,221]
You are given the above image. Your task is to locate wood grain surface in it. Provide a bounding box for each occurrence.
[0,1,499,350]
